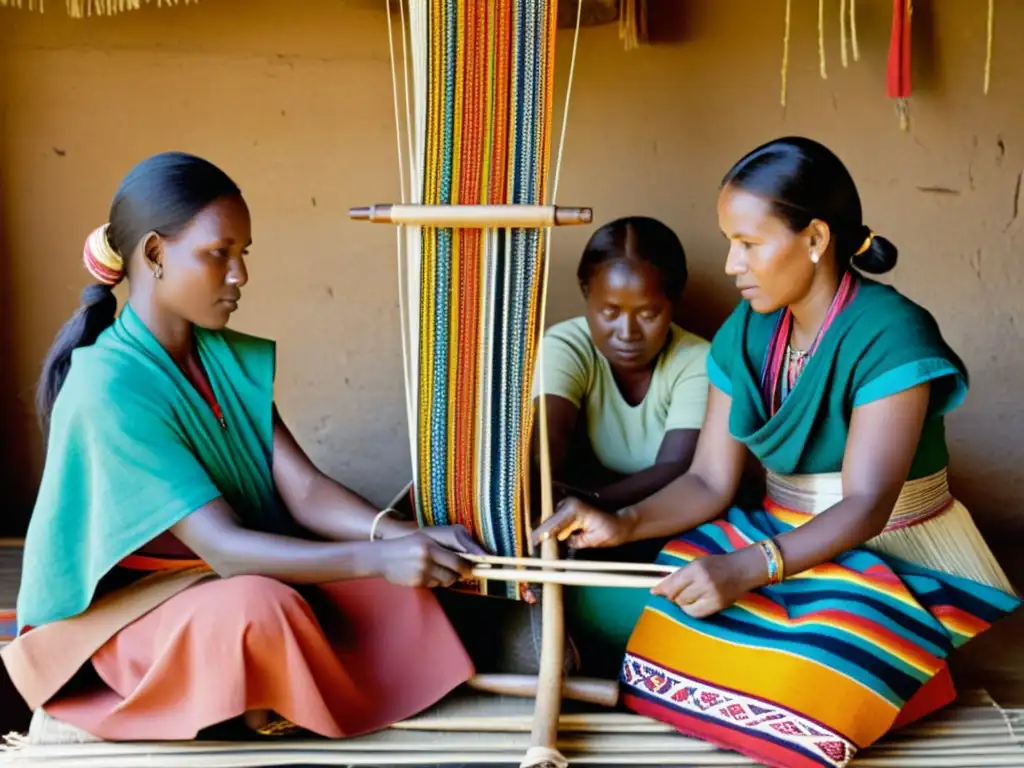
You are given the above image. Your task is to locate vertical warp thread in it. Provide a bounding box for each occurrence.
[400,0,556,580]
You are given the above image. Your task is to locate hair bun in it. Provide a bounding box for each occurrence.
[83,224,126,286]
[851,226,898,274]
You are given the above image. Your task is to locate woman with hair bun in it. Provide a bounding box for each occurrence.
[536,137,1020,768]
[7,151,479,743]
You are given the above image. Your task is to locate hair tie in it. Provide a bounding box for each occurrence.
[83,224,125,286]
[854,230,875,257]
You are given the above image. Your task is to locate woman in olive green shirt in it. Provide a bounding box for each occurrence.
[535,215,710,511]
[532,216,710,674]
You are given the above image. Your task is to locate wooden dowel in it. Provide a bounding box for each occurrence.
[467,675,619,709]
[467,553,674,575]
[470,567,660,589]
[393,712,674,733]
[348,203,593,228]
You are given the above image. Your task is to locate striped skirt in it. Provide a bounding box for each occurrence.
[619,492,1020,768]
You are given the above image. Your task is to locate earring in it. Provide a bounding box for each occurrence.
[154,264,163,280]
[810,251,819,264]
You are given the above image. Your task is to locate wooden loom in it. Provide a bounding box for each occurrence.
[346,1,627,766]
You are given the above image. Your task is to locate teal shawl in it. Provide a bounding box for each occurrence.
[707,277,968,478]
[17,304,292,632]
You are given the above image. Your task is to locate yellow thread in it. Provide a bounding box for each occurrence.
[855,231,874,256]
[850,0,860,61]
[780,0,792,107]
[818,0,827,79]
[840,0,849,68]
[984,0,994,94]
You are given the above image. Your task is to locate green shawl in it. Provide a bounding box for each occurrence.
[17,304,292,632]
[707,277,968,478]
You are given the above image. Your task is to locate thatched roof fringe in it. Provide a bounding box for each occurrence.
[0,0,197,18]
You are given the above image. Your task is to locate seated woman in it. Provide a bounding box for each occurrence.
[4,152,482,743]
[534,215,708,512]
[532,216,709,674]
[535,137,1020,768]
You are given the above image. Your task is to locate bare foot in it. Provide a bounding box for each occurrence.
[243,709,272,731]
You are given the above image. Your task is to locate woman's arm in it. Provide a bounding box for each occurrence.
[770,382,931,573]
[271,406,486,554]
[271,406,417,542]
[592,428,700,508]
[533,385,746,547]
[170,497,471,587]
[617,385,746,542]
[655,383,931,617]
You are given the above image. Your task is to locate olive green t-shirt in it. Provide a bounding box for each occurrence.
[534,316,710,475]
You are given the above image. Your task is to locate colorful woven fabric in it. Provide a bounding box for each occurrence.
[0,608,15,648]
[410,0,558,591]
[621,500,1019,768]
[619,276,1021,767]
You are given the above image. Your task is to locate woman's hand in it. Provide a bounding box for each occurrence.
[420,524,488,555]
[532,496,633,550]
[375,531,474,588]
[652,549,765,618]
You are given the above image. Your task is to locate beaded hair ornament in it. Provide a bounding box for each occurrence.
[83,224,125,286]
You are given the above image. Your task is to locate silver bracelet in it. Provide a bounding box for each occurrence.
[370,507,398,542]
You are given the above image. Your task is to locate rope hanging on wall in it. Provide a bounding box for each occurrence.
[983,0,995,94]
[618,0,647,51]
[780,0,861,108]
[887,0,913,130]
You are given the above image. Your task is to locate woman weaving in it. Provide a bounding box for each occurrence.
[531,216,710,675]
[534,216,709,512]
[4,152,481,742]
[534,137,1020,768]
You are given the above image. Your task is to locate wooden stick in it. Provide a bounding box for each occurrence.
[466,675,619,708]
[467,553,674,575]
[348,203,593,228]
[520,578,567,768]
[470,567,660,589]
[521,335,569,768]
[393,712,673,733]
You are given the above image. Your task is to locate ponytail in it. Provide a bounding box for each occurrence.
[34,151,241,438]
[36,284,117,437]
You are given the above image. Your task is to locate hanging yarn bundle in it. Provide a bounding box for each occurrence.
[355,4,589,766]
[0,0,196,16]
[780,0,861,108]
[416,0,551,593]
[355,0,591,601]
[618,0,647,51]
[887,0,912,130]
[983,0,995,94]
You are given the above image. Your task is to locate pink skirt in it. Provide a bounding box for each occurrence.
[41,575,475,740]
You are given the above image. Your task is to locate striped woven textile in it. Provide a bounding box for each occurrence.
[0,608,14,648]
[621,501,1021,768]
[406,0,558,592]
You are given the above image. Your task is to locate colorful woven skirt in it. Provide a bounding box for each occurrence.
[619,501,1020,768]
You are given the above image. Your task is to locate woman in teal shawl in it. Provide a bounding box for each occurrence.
[6,152,483,742]
[536,137,1020,768]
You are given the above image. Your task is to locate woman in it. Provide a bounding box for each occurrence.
[532,215,709,675]
[535,215,709,511]
[4,152,483,743]
[534,137,1020,768]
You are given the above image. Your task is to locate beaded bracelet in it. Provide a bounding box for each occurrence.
[758,538,785,585]
[369,507,398,542]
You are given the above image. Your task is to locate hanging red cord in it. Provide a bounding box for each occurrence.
[886,0,912,129]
